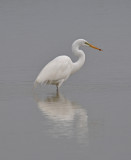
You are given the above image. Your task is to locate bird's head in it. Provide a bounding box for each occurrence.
[73,39,102,51]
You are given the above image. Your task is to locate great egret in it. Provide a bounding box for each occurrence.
[35,39,102,89]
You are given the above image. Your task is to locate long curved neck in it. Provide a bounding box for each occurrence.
[71,45,85,74]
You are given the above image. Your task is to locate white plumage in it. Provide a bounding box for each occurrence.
[36,56,72,86]
[35,39,102,89]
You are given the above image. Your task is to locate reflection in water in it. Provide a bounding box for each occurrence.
[34,91,88,143]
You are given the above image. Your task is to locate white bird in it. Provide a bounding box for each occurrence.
[35,39,102,90]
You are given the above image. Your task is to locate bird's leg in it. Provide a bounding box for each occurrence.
[56,89,60,97]
[56,87,59,95]
[56,79,64,92]
[58,79,64,88]
[56,85,59,92]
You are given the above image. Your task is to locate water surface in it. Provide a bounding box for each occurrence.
[0,0,131,160]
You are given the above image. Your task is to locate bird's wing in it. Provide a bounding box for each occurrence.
[35,56,72,84]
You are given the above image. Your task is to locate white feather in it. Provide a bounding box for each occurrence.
[35,56,72,86]
[35,39,102,88]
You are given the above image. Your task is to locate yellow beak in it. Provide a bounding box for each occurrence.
[85,42,103,51]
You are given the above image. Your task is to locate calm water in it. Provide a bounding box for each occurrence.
[0,0,131,160]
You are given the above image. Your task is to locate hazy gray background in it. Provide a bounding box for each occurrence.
[0,0,131,160]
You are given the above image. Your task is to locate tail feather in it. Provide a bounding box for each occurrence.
[34,80,38,88]
[34,76,46,87]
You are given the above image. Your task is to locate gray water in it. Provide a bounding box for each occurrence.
[0,0,131,159]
